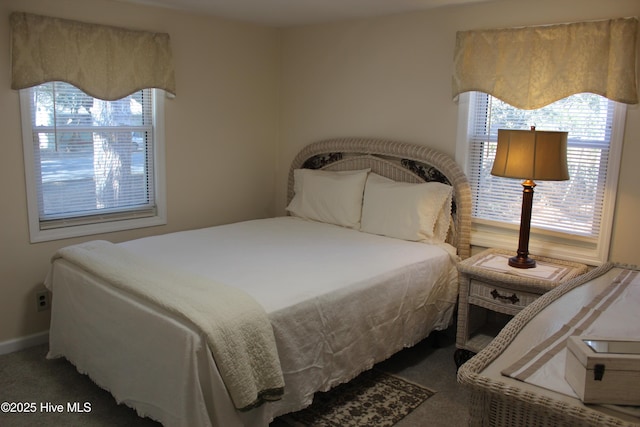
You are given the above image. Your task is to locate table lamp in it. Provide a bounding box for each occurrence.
[491,127,569,268]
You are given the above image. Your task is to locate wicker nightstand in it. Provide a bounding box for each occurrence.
[454,248,588,368]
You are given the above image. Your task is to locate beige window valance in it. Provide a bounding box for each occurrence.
[452,17,638,109]
[10,12,176,100]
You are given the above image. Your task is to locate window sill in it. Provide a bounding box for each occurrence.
[471,219,604,266]
[29,214,166,243]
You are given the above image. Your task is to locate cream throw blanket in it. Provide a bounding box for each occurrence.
[52,240,284,411]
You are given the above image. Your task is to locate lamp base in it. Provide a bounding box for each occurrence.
[508,255,536,269]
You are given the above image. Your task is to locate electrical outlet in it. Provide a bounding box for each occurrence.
[36,290,50,312]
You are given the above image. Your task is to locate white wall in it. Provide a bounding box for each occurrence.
[278,0,640,265]
[0,0,280,344]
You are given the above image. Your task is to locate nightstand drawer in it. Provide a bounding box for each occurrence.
[468,279,540,315]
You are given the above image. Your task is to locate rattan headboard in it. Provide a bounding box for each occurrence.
[288,137,472,259]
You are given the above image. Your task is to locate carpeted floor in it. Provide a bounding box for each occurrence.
[0,331,469,426]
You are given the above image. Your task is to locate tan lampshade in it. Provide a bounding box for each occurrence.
[491,129,570,181]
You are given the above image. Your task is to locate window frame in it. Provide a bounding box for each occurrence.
[20,87,167,243]
[455,92,625,265]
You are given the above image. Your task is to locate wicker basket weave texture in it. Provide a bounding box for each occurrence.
[458,263,640,427]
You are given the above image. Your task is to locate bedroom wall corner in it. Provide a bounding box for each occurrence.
[0,0,280,348]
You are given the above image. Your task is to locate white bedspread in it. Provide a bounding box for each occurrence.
[52,240,284,411]
[46,216,458,427]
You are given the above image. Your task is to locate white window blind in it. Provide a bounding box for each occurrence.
[21,82,166,241]
[462,91,624,263]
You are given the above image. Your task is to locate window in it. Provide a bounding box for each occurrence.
[456,92,625,264]
[21,82,166,242]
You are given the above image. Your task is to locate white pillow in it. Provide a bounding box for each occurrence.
[286,168,370,228]
[360,173,453,243]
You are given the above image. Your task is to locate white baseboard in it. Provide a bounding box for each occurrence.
[0,330,49,355]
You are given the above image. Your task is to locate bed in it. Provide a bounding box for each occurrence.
[457,263,640,427]
[45,137,472,427]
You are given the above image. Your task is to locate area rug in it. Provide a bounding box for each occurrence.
[277,369,435,427]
